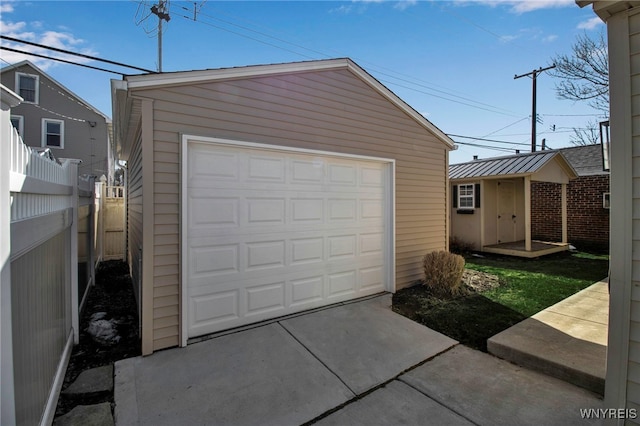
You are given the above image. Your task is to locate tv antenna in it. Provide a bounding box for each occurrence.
[135,0,171,72]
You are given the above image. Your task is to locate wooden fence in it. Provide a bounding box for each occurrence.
[0,85,123,425]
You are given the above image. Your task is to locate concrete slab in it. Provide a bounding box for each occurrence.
[487,281,608,394]
[53,403,114,426]
[62,365,113,397]
[315,380,473,426]
[400,345,603,426]
[280,295,457,394]
[114,323,354,426]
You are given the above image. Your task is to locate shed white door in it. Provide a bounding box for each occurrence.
[183,138,393,339]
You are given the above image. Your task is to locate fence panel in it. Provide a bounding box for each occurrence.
[2,97,79,426]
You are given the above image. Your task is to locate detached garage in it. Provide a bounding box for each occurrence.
[112,58,454,355]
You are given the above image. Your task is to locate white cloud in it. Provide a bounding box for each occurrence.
[458,0,574,13]
[395,0,418,11]
[542,34,558,42]
[0,2,14,13]
[577,17,603,30]
[0,4,97,70]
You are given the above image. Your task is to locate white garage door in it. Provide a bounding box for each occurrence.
[182,137,394,339]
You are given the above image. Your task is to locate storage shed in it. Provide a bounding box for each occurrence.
[450,151,577,257]
[111,58,454,354]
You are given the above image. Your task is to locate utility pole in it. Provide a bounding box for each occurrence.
[150,1,170,72]
[514,64,556,152]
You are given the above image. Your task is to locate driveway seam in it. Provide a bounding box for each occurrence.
[302,343,460,425]
[277,321,357,396]
[398,375,481,426]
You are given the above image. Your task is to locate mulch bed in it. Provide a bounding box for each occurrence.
[392,269,526,352]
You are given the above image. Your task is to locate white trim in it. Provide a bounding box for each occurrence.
[180,134,396,346]
[39,331,73,426]
[604,6,634,414]
[15,72,39,104]
[127,59,349,89]
[41,118,65,149]
[10,115,23,137]
[183,134,397,164]
[457,183,475,209]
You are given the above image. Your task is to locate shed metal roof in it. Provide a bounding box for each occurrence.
[450,151,566,180]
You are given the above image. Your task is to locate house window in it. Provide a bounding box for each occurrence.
[16,72,39,104]
[10,115,24,136]
[42,119,64,148]
[603,193,610,209]
[458,184,475,209]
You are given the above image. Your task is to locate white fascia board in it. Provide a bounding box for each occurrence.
[0,84,22,109]
[125,58,350,89]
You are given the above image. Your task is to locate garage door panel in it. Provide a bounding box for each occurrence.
[185,140,391,338]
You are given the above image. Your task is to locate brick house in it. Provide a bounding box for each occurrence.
[531,144,610,253]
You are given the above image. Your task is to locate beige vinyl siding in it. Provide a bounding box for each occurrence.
[628,7,640,416]
[127,132,143,319]
[134,67,448,352]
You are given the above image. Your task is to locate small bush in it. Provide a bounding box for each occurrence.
[422,250,465,298]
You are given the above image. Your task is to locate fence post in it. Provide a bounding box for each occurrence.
[0,84,21,426]
[99,175,106,264]
[88,175,96,287]
[63,159,81,344]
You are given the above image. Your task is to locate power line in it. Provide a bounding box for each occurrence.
[447,133,531,147]
[1,35,155,73]
[0,47,125,75]
[178,6,520,117]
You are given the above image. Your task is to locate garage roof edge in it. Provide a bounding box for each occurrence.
[122,58,455,150]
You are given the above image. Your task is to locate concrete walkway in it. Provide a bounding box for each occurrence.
[488,279,608,395]
[114,294,602,425]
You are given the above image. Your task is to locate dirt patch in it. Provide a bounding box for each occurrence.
[461,269,502,293]
[392,268,524,352]
[55,260,140,417]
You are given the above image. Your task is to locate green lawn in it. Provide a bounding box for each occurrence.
[392,251,609,351]
[467,251,609,317]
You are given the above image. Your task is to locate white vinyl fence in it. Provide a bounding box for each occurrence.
[0,85,96,426]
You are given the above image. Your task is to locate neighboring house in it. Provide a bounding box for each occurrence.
[111,58,455,354]
[531,144,610,253]
[0,60,115,181]
[449,151,577,258]
[578,0,640,418]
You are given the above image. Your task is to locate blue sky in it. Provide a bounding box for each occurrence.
[0,0,606,163]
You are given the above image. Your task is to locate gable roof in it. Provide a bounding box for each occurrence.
[558,144,608,176]
[450,150,577,180]
[112,58,455,150]
[1,60,110,120]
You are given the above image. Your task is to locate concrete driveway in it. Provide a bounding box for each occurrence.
[114,294,603,425]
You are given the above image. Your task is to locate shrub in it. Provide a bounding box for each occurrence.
[422,250,465,297]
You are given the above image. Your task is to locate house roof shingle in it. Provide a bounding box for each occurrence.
[558,144,608,176]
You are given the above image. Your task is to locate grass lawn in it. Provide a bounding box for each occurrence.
[392,251,609,351]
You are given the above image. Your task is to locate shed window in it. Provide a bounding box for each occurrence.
[458,184,475,209]
[16,72,39,104]
[42,119,64,148]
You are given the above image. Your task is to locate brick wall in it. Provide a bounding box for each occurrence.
[531,175,610,253]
